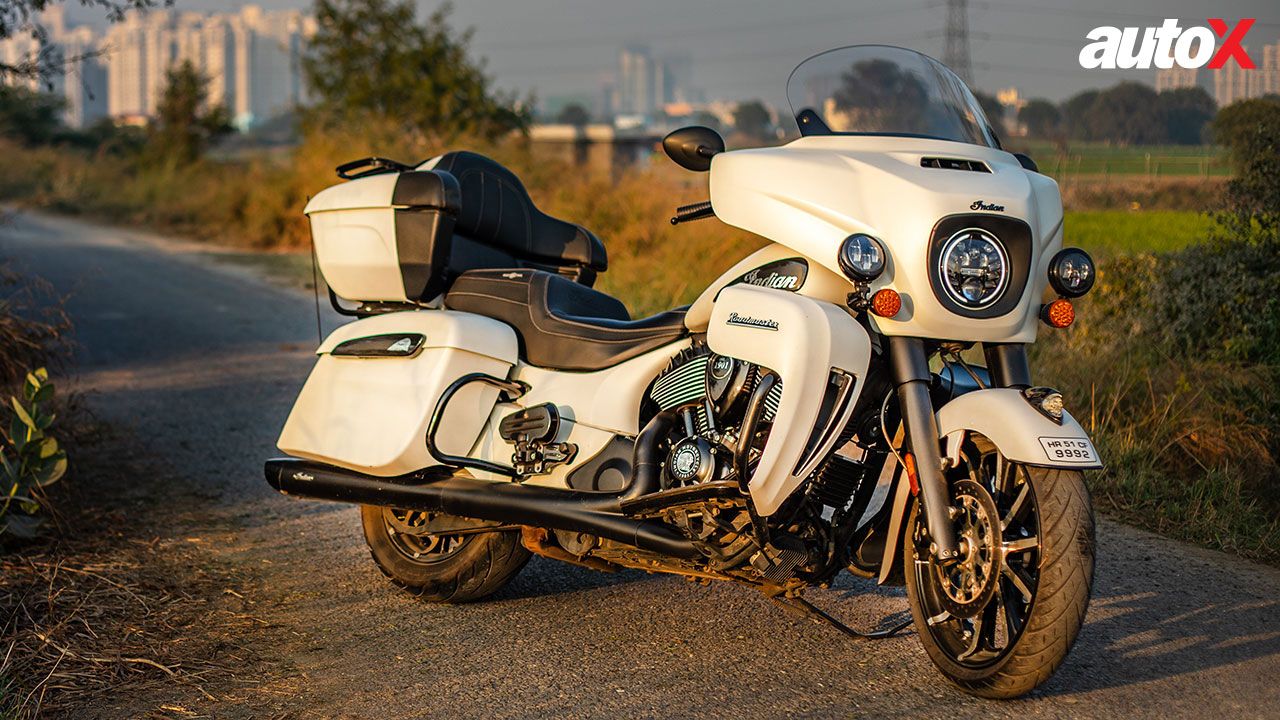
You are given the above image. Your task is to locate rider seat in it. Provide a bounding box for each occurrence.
[444,269,687,371]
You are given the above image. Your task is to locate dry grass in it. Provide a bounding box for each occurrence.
[0,417,273,719]
[0,250,70,388]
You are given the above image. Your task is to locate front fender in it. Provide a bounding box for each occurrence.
[935,388,1102,470]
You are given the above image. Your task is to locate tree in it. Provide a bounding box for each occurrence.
[971,90,1007,138]
[1212,96,1280,237]
[1157,87,1215,145]
[556,103,590,127]
[0,84,64,144]
[1083,82,1166,145]
[732,100,772,141]
[147,60,231,164]
[1060,89,1100,140]
[1018,99,1060,139]
[690,110,722,133]
[304,0,529,141]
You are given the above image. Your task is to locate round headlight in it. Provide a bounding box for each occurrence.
[1048,248,1095,298]
[838,234,886,281]
[939,228,1009,308]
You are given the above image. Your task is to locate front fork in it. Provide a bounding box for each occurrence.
[888,337,1030,562]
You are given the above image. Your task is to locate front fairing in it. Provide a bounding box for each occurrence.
[707,135,1063,343]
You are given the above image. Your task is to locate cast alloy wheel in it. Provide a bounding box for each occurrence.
[380,508,469,563]
[904,438,1094,698]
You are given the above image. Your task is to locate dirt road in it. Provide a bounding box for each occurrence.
[3,211,1278,719]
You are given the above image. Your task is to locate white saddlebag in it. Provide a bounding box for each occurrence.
[277,310,517,476]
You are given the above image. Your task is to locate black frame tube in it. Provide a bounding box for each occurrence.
[888,337,959,560]
[426,373,527,478]
[983,343,1032,388]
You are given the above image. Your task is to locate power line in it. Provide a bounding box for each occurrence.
[974,1,1280,31]
[472,2,934,51]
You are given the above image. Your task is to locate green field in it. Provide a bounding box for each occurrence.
[1015,141,1229,178]
[1064,210,1213,256]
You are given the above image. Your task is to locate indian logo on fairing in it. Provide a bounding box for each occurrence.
[736,258,808,291]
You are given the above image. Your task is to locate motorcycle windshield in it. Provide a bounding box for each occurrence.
[787,45,999,148]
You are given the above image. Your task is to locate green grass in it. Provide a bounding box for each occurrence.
[1064,210,1214,256]
[1016,141,1229,178]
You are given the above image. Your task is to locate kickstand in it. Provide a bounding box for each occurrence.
[768,590,914,640]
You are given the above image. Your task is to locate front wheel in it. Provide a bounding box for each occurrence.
[361,506,531,603]
[904,440,1095,698]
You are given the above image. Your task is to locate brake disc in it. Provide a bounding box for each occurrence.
[930,479,1001,618]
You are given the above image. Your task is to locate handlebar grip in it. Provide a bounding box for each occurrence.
[670,200,715,225]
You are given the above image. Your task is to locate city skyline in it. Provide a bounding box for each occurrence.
[50,0,1272,106]
[5,1,1279,133]
[0,4,313,130]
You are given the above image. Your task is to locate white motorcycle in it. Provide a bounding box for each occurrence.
[266,45,1100,698]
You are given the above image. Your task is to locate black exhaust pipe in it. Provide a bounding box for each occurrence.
[264,458,698,559]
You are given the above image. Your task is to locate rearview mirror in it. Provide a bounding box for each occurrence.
[662,126,725,172]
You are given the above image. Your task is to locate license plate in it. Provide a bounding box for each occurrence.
[1038,437,1099,465]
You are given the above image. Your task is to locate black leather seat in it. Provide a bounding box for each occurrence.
[444,269,687,371]
[434,151,609,286]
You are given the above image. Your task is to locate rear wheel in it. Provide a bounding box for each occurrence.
[361,506,531,603]
[903,440,1095,698]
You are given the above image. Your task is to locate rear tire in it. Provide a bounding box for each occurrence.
[360,506,531,603]
[904,450,1095,699]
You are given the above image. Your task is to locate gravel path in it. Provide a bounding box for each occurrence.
[3,210,1278,719]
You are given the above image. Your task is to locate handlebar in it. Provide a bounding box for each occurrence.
[670,200,715,225]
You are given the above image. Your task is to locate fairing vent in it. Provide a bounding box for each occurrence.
[921,157,991,173]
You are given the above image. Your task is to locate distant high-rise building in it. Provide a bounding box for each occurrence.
[612,45,696,121]
[1155,67,1198,92]
[616,46,656,117]
[1155,41,1280,109]
[0,7,108,127]
[1,4,314,130]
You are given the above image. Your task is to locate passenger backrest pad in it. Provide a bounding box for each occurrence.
[432,151,608,278]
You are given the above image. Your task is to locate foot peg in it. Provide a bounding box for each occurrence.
[499,403,577,476]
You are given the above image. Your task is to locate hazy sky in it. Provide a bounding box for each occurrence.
[65,0,1278,106]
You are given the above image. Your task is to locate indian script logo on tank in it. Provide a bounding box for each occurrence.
[1078,18,1257,70]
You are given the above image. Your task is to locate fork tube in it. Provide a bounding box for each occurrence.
[983,342,1031,388]
[888,337,960,561]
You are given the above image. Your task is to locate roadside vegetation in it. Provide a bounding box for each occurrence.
[0,0,1277,572]
[1034,96,1280,562]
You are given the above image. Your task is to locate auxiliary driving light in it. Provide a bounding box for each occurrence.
[870,288,901,318]
[1022,386,1065,424]
[1048,248,1096,298]
[1041,299,1075,328]
[838,234,887,281]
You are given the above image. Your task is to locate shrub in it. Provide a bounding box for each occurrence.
[1035,235,1280,561]
[0,369,67,539]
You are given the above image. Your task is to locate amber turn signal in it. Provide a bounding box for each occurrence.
[870,288,901,318]
[1041,299,1075,328]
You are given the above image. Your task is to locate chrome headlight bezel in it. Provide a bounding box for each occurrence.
[937,227,1010,309]
[1048,248,1096,298]
[837,233,887,281]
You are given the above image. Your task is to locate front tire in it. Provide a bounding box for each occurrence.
[361,506,531,603]
[904,443,1095,698]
